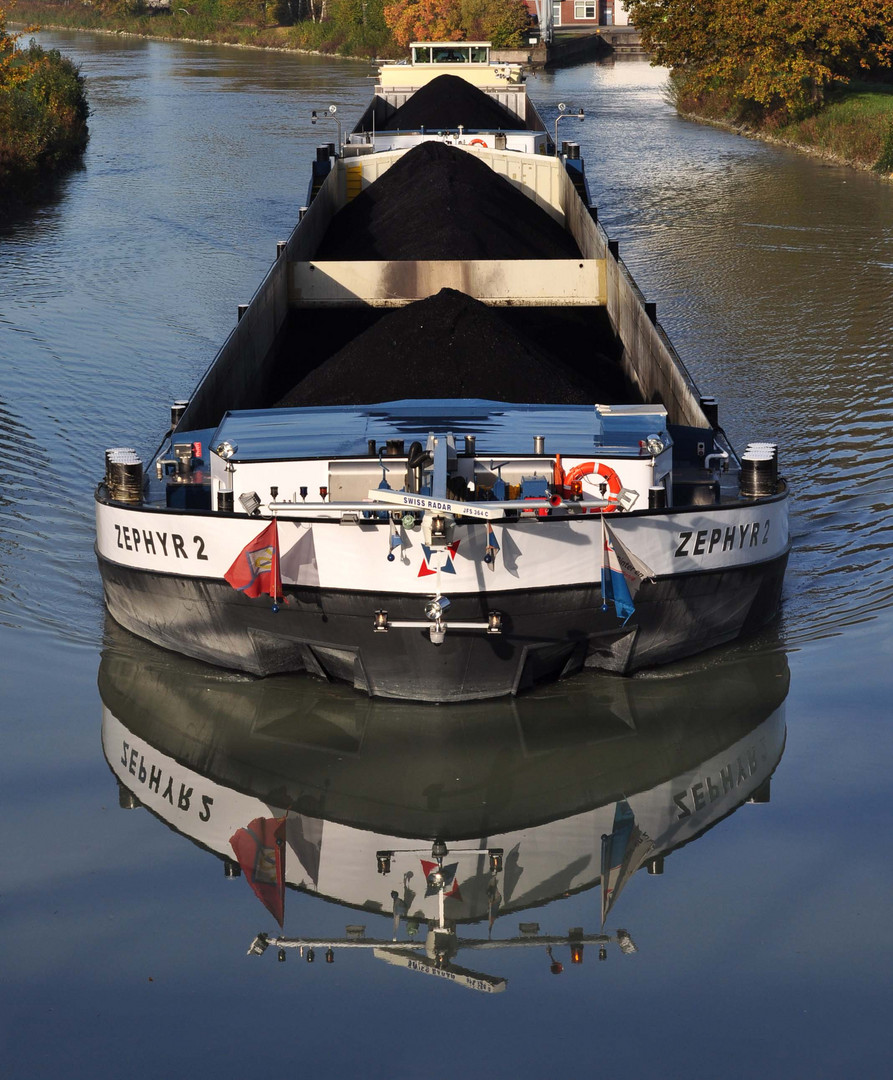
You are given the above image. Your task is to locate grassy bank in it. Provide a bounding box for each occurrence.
[773,84,893,175]
[677,79,893,178]
[12,2,401,58]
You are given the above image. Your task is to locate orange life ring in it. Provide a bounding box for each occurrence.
[564,461,622,512]
[469,138,488,147]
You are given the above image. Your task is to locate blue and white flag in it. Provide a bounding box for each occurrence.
[600,800,654,926]
[485,522,500,569]
[601,517,635,622]
[387,518,402,561]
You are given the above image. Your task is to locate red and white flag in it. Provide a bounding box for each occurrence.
[224,521,282,601]
[229,816,287,927]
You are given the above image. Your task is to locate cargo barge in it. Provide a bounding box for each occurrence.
[95,43,790,702]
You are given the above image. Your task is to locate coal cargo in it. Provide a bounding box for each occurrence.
[378,74,521,132]
[275,289,621,407]
[316,141,580,262]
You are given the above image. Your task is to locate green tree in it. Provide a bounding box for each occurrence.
[459,0,529,47]
[1,32,89,184]
[330,0,388,35]
[626,0,893,119]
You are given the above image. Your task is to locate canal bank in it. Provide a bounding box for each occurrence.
[12,7,642,69]
[680,104,893,180]
[669,75,893,179]
[494,27,644,67]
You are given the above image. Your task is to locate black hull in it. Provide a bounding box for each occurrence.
[97,549,789,702]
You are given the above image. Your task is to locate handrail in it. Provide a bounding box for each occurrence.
[266,493,603,520]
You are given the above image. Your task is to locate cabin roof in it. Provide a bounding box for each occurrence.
[211,400,667,462]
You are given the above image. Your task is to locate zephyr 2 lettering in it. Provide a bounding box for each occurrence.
[115,525,208,560]
[673,747,760,818]
[119,741,213,820]
[675,520,771,557]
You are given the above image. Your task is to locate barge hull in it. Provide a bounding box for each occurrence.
[97,548,789,702]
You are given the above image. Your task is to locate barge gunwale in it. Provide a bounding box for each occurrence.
[96,477,790,526]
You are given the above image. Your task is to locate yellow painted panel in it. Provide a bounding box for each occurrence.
[345,164,363,201]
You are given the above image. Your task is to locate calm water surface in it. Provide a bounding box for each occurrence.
[1,35,891,1078]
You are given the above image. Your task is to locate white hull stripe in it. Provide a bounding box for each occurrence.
[96,496,790,594]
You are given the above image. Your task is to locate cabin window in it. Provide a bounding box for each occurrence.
[412,44,489,64]
[574,1,598,18]
[432,47,468,63]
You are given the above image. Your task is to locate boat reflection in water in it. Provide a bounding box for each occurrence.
[100,626,788,993]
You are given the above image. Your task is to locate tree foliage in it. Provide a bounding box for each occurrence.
[327,0,389,36]
[384,0,461,46]
[626,0,893,118]
[1,0,36,86]
[383,0,529,49]
[458,0,529,47]
[286,0,396,52]
[1,3,89,184]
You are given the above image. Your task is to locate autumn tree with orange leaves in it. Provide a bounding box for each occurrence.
[1,1,32,86]
[626,0,893,119]
[384,0,530,50]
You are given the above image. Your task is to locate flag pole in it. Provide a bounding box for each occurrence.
[271,517,280,611]
[600,513,609,612]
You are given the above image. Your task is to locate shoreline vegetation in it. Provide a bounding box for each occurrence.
[1,2,89,193]
[11,1,400,58]
[680,83,893,179]
[11,1,893,179]
[13,0,533,60]
[627,0,893,178]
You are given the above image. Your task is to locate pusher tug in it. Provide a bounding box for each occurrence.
[95,43,790,702]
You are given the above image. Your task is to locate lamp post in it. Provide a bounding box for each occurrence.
[554,103,585,154]
[311,104,342,153]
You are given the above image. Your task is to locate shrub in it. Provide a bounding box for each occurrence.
[875,117,893,173]
[0,39,89,185]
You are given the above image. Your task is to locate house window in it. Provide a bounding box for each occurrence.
[574,2,598,19]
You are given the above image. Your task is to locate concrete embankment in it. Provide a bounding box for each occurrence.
[494,28,644,69]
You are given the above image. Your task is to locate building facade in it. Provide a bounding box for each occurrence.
[528,1,631,29]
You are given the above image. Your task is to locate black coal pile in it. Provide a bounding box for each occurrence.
[380,74,521,131]
[315,141,580,261]
[275,289,619,407]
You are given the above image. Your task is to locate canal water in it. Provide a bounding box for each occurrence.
[2,32,891,1077]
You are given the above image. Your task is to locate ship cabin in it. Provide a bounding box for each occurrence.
[347,42,550,157]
